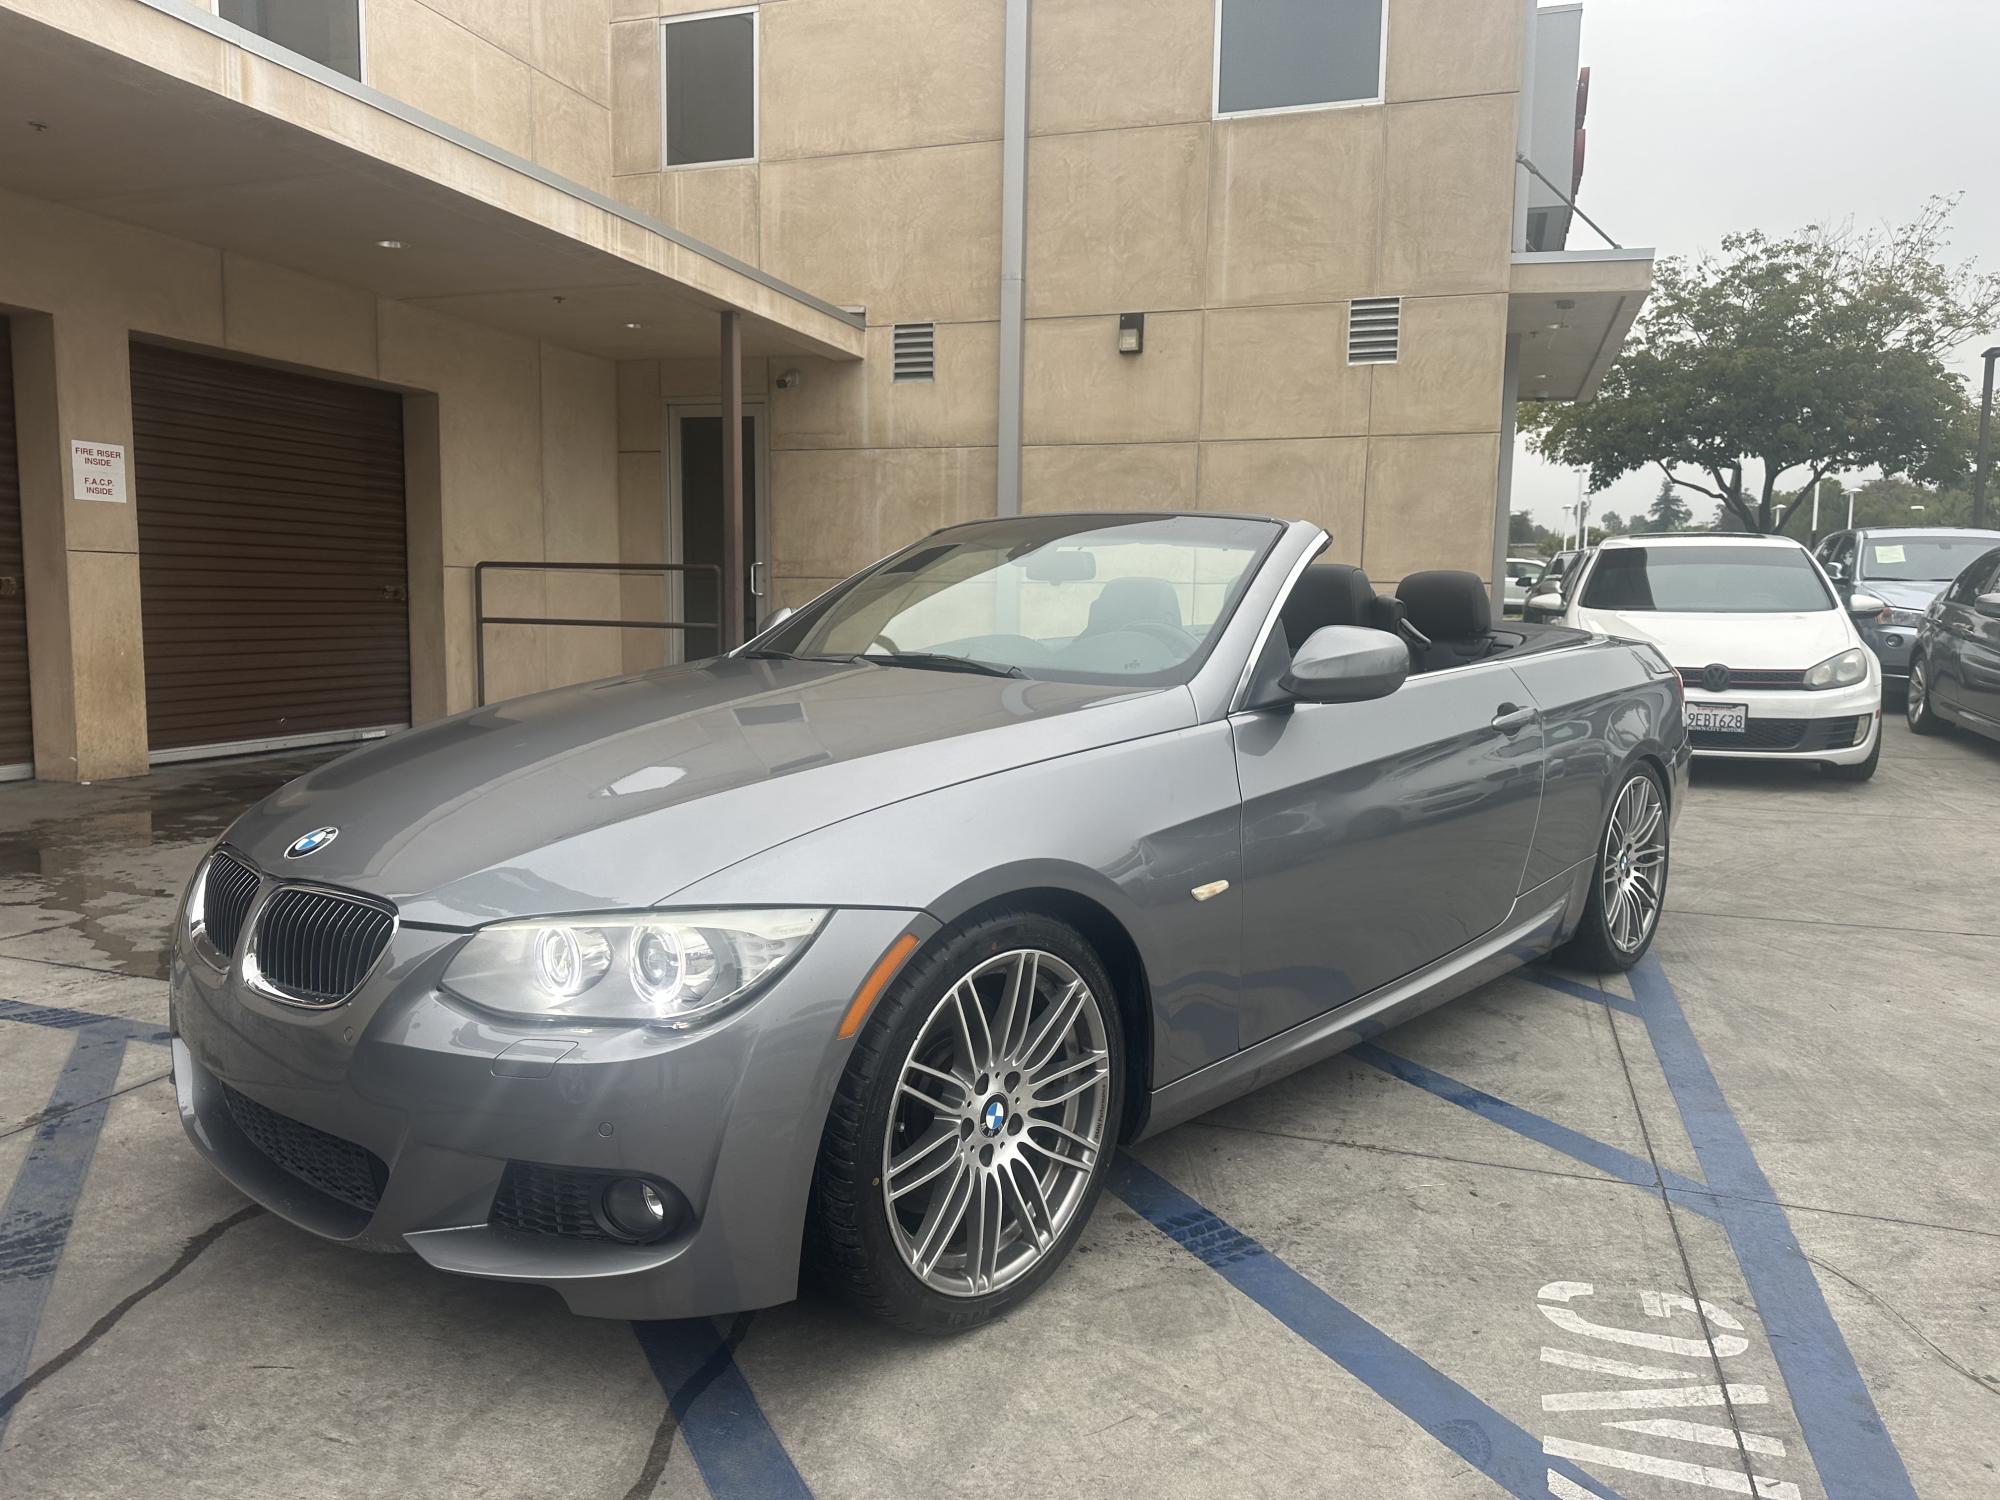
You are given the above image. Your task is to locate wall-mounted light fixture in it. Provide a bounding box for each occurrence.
[775,368,803,390]
[1117,312,1145,355]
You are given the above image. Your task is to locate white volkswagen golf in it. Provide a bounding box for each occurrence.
[1527,533,1884,779]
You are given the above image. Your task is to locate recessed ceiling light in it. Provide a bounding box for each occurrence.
[375,239,408,250]
[623,322,643,330]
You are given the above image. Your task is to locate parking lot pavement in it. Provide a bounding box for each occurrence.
[2,721,1995,1499]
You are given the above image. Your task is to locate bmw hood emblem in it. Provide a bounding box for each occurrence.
[981,1099,1008,1136]
[284,826,339,859]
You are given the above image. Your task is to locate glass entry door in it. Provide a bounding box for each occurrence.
[668,405,769,659]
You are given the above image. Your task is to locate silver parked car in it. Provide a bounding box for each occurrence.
[171,512,1688,1332]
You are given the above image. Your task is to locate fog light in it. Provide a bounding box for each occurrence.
[600,1176,673,1242]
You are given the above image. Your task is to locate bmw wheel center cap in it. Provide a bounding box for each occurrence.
[981,1098,1008,1137]
[285,826,339,859]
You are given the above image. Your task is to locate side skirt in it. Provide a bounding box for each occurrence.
[1136,863,1592,1141]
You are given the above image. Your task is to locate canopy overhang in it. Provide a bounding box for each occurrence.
[1509,248,1654,402]
[0,0,866,363]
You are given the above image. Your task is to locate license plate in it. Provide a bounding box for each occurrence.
[1685,702,1747,734]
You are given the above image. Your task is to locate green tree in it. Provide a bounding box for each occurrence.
[1641,478,1693,534]
[1509,509,1539,545]
[1598,511,1628,535]
[1522,197,2000,534]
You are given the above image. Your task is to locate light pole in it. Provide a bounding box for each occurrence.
[1973,345,1999,529]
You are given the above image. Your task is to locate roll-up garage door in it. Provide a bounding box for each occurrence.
[131,342,410,756]
[0,319,31,776]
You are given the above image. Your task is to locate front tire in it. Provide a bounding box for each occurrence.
[810,911,1125,1333]
[1906,657,1944,736]
[1824,724,1881,782]
[1557,765,1669,972]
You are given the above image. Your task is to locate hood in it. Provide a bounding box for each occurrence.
[1572,608,1855,671]
[1856,578,1945,611]
[224,659,1191,925]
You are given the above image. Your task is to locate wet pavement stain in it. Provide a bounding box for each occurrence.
[0,751,343,980]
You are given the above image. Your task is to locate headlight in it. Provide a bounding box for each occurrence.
[1876,607,1926,629]
[442,909,828,1026]
[1804,647,1869,690]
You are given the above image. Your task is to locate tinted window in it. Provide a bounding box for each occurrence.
[765,515,1281,686]
[1860,533,2000,583]
[1216,0,1385,114]
[1580,546,1834,614]
[1946,548,2000,604]
[663,12,756,166]
[221,0,361,80]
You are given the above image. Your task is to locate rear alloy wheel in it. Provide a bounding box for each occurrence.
[811,912,1124,1332]
[1905,657,1943,736]
[1558,766,1669,971]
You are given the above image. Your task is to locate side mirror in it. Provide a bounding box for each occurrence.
[1281,626,1410,704]
[756,605,795,633]
[1527,591,1565,615]
[1975,593,2000,619]
[1846,591,1887,615]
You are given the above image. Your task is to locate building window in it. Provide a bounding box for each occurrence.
[220,0,364,82]
[662,8,758,168]
[1213,0,1386,118]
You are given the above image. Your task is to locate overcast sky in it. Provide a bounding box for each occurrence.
[1512,0,2000,534]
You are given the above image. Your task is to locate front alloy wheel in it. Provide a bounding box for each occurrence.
[883,949,1111,1297]
[811,911,1124,1332]
[1906,657,1942,735]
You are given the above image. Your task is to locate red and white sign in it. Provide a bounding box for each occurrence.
[70,440,127,503]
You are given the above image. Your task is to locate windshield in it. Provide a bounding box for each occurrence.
[1860,534,2000,583]
[760,514,1282,685]
[1580,545,1834,614]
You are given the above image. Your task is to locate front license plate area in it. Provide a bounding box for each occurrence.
[1685,702,1747,733]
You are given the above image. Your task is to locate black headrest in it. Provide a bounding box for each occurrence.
[1397,570,1491,640]
[1083,575,1182,636]
[1281,565,1376,648]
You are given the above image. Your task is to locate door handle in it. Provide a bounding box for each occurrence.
[749,561,767,598]
[1491,702,1538,734]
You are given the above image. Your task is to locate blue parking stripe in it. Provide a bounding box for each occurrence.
[1523,969,1641,1016]
[1352,1043,1716,1211]
[1626,957,1916,1500]
[0,1025,129,1438]
[1109,1154,1629,1500]
[631,1318,813,1500]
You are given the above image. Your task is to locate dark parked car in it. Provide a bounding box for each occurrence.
[171,511,1688,1332]
[1906,543,2000,745]
[1815,527,2000,694]
[1523,548,1590,623]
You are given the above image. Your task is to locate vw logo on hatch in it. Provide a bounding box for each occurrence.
[1700,663,1731,693]
[284,826,339,859]
[981,1099,1008,1137]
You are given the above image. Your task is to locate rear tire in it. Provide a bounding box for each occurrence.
[1557,764,1669,972]
[1905,657,1944,736]
[1824,725,1881,782]
[809,910,1125,1334]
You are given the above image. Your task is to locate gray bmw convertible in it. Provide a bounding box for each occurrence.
[171,511,1688,1332]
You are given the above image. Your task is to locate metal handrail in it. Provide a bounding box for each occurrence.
[472,560,721,706]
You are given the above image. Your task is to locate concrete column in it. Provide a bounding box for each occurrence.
[11,311,148,782]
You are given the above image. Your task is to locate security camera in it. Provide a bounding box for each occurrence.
[775,368,803,390]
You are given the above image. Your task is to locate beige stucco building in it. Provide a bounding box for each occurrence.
[0,0,1650,783]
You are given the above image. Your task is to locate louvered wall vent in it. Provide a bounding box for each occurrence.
[1347,297,1401,364]
[892,322,936,382]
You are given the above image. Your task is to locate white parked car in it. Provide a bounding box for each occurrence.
[1502,556,1545,616]
[1526,534,1884,779]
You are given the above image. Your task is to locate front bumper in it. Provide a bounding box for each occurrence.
[1683,678,1881,763]
[171,903,921,1319]
[1857,623,1918,685]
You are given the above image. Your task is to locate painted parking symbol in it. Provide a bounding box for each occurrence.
[1536,1282,1801,1499]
